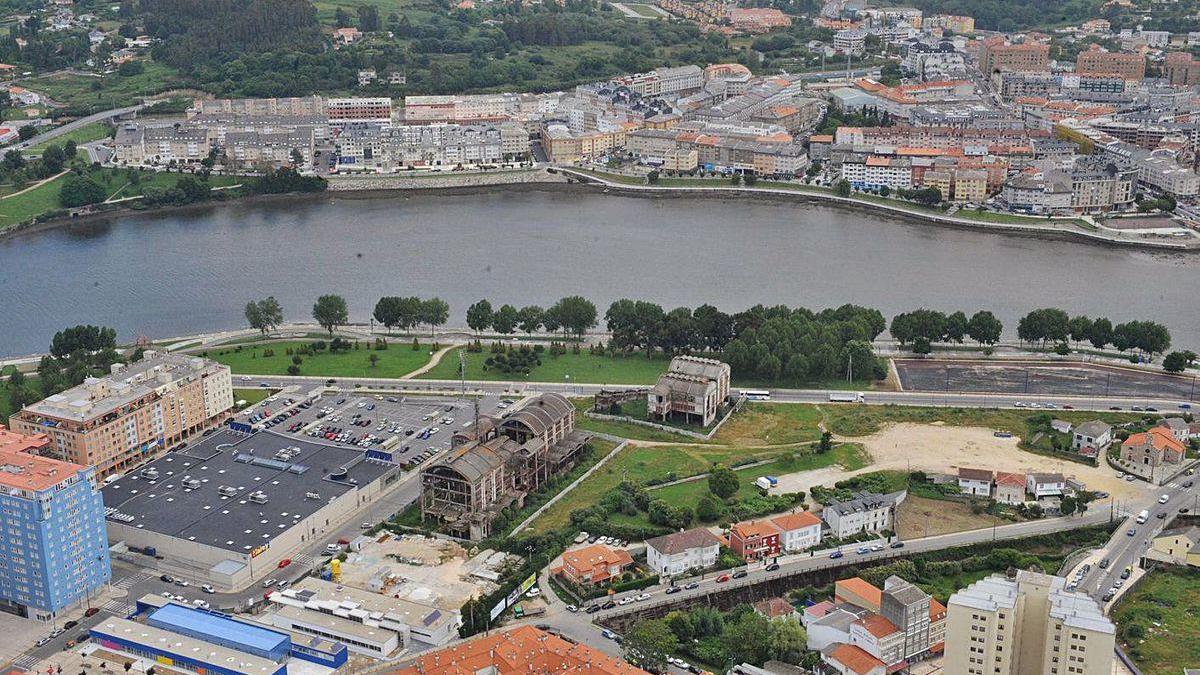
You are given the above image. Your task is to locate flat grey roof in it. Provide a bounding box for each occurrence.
[102,429,394,554]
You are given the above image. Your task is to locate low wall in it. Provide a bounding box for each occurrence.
[327,168,568,192]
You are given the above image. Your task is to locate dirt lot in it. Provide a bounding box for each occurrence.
[774,422,1154,502]
[895,495,996,539]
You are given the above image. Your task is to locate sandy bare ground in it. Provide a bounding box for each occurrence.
[773,422,1155,502]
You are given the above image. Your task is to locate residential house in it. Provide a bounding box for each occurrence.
[822,643,886,675]
[644,528,722,576]
[729,520,781,561]
[770,511,823,552]
[1158,417,1194,443]
[820,576,944,674]
[753,597,799,619]
[1050,419,1073,434]
[835,578,882,613]
[1026,472,1066,498]
[993,471,1027,505]
[1149,526,1200,567]
[956,467,993,497]
[1073,420,1114,453]
[554,544,634,586]
[823,491,906,538]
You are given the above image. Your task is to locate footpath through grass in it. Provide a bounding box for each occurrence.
[526,440,867,534]
[208,340,434,378]
[1113,565,1200,674]
[417,347,669,385]
[27,122,111,153]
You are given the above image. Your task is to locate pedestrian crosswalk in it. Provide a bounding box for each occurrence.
[100,599,135,617]
[12,655,39,670]
[111,570,155,590]
[292,553,315,568]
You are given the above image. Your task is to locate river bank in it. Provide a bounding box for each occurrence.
[560,168,1200,252]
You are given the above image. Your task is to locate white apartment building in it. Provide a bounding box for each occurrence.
[644,528,722,576]
[402,94,514,124]
[823,491,906,538]
[835,29,869,56]
[1134,152,1200,198]
[841,156,915,190]
[945,570,1115,675]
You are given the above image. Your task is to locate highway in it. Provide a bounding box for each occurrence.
[235,373,1198,414]
[13,103,142,151]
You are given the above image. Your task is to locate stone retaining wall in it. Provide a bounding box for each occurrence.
[327,168,569,191]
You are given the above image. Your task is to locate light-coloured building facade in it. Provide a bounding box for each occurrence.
[10,352,233,478]
[648,356,730,427]
[823,491,906,538]
[645,528,722,576]
[945,570,1115,675]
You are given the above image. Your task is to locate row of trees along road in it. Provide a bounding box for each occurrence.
[890,309,1003,353]
[464,296,599,339]
[1016,308,1171,356]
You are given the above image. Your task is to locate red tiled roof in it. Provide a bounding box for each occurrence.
[828,643,886,675]
[855,613,900,639]
[836,577,882,609]
[994,471,1026,487]
[770,511,821,532]
[393,625,650,674]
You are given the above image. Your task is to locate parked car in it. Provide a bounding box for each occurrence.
[665,586,682,594]
[716,574,730,583]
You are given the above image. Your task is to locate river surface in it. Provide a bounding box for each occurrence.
[1,189,1198,357]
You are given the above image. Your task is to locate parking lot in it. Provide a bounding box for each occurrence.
[895,359,1200,401]
[243,391,512,469]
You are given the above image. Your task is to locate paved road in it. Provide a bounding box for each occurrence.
[13,103,141,150]
[235,373,1198,414]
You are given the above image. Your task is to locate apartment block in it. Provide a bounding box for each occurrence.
[979,37,1049,74]
[0,427,111,621]
[1165,52,1200,86]
[402,94,513,124]
[10,352,234,478]
[113,124,215,166]
[945,570,1114,675]
[327,97,393,127]
[189,96,327,118]
[1075,45,1145,80]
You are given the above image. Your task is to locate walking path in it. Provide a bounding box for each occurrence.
[401,344,457,379]
[561,168,1200,251]
[0,169,68,201]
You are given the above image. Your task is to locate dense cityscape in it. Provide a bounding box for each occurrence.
[1,0,1200,674]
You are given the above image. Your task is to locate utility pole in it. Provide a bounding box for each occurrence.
[459,348,466,400]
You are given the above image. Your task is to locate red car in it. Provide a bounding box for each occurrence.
[716,574,730,583]
[84,607,100,617]
[278,559,291,569]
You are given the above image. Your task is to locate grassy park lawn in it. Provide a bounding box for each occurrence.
[0,173,67,230]
[233,388,274,408]
[624,3,663,17]
[27,122,111,153]
[209,340,434,378]
[417,347,669,385]
[1113,566,1200,674]
[526,441,867,534]
[712,403,824,446]
[651,443,869,505]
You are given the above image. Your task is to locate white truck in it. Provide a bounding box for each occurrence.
[1136,510,1150,524]
[828,392,866,403]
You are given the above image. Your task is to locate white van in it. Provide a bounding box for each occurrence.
[1136,510,1150,524]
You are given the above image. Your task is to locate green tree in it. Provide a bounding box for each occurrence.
[465,300,493,335]
[834,179,851,197]
[550,296,597,339]
[312,294,349,335]
[1163,350,1196,373]
[624,619,678,673]
[493,304,519,334]
[708,464,739,499]
[59,175,106,208]
[517,305,544,335]
[357,4,381,31]
[419,297,450,337]
[766,617,808,664]
[696,493,723,522]
[374,296,405,332]
[1088,317,1113,349]
[722,611,772,665]
[967,310,1003,345]
[245,296,283,335]
[368,353,379,368]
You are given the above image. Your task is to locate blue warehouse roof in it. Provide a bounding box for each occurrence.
[147,603,289,660]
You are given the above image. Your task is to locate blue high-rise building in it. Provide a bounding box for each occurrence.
[0,427,111,621]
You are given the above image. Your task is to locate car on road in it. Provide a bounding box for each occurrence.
[856,547,871,555]
[1159,494,1171,504]
[1157,512,1167,519]
[870,544,884,552]
[764,563,780,571]
[890,541,905,549]
[173,579,189,587]
[1125,475,1136,481]
[1102,591,1115,602]
[618,597,634,605]
[201,585,215,594]
[683,581,699,590]
[830,550,844,559]
[1099,558,1110,569]
[601,601,616,610]
[159,574,174,583]
[361,522,372,529]
[1121,566,1132,579]
[634,593,651,602]
[566,604,578,613]
[85,607,100,617]
[1185,481,1195,488]
[665,586,682,594]
[49,629,63,638]
[36,637,51,647]
[192,599,211,609]
[732,570,748,579]
[262,578,278,588]
[586,604,602,614]
[716,574,730,583]
[1126,528,1137,536]
[602,629,615,640]
[63,620,78,630]
[278,580,291,590]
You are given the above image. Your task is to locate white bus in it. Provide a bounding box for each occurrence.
[741,389,771,401]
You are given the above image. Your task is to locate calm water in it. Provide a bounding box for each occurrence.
[1,189,1198,357]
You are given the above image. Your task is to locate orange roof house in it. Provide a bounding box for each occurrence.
[555,544,634,586]
[0,424,49,455]
[835,577,883,612]
[826,643,887,675]
[393,625,649,674]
